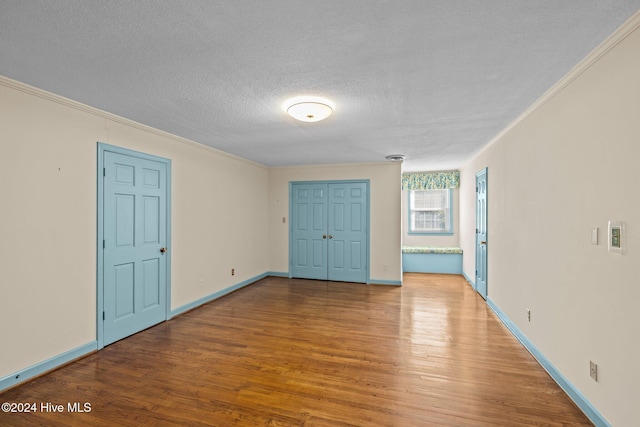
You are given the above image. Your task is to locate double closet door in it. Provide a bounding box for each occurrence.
[290,181,368,283]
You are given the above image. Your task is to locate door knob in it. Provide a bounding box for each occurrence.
[328,235,333,239]
[322,235,327,239]
[480,241,486,245]
[160,247,168,253]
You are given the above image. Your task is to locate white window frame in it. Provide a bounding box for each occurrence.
[408,189,453,234]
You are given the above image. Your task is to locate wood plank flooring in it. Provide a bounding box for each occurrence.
[0,274,592,426]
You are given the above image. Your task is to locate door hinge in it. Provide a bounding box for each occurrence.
[103,239,105,249]
[476,186,478,192]
[102,311,105,320]
[475,270,478,276]
[103,167,106,177]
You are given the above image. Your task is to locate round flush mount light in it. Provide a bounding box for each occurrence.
[385,154,406,162]
[285,96,334,122]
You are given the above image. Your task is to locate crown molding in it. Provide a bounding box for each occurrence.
[467,9,640,164]
[0,75,267,169]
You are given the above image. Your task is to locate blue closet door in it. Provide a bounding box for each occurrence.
[103,150,168,345]
[328,182,367,283]
[290,181,368,283]
[291,183,329,280]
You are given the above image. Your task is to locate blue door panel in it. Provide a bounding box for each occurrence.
[115,163,134,184]
[333,204,345,230]
[333,240,345,269]
[350,241,362,269]
[143,168,160,188]
[114,263,134,318]
[115,195,134,246]
[143,196,160,243]
[296,204,307,229]
[312,203,324,230]
[296,240,307,266]
[312,239,324,267]
[351,203,362,231]
[143,258,160,308]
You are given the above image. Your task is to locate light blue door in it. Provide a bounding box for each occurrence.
[328,182,367,283]
[102,149,168,346]
[291,183,328,280]
[475,168,488,299]
[290,181,368,283]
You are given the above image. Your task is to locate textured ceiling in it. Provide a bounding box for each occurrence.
[1,1,639,171]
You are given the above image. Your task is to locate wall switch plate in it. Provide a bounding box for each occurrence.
[526,309,531,322]
[590,361,598,382]
[591,227,598,245]
[608,221,625,254]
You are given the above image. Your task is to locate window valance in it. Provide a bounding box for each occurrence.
[401,170,460,190]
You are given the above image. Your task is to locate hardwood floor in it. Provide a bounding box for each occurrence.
[0,274,592,426]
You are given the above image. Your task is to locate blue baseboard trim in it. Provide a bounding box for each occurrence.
[266,271,289,277]
[170,273,268,318]
[0,341,97,392]
[486,299,610,427]
[368,279,402,286]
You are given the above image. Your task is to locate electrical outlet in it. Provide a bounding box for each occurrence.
[590,361,598,382]
[527,309,531,322]
[231,268,235,276]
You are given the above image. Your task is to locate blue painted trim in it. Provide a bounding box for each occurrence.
[0,341,97,392]
[365,180,371,285]
[170,273,268,318]
[486,299,611,427]
[402,253,462,274]
[97,142,172,350]
[267,271,289,277]
[368,279,402,286]
[165,157,173,325]
[96,144,105,349]
[407,188,454,235]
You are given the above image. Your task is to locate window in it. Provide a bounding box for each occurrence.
[409,189,452,234]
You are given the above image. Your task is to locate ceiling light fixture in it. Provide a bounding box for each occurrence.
[285,96,334,122]
[385,154,406,162]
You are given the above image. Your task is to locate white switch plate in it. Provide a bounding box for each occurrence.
[591,227,598,245]
[608,220,625,255]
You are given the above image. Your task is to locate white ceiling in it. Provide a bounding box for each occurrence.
[1,1,639,171]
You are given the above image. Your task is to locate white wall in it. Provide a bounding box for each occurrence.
[0,78,269,378]
[268,163,402,283]
[459,16,640,427]
[401,188,460,247]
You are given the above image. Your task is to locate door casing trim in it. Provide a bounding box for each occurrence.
[96,142,172,349]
